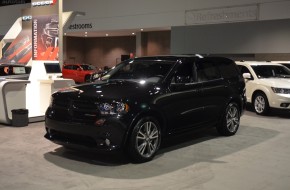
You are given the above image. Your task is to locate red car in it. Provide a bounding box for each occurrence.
[62,64,96,83]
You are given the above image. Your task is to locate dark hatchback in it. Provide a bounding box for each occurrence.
[45,55,246,162]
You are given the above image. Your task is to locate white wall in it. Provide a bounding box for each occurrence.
[0,4,30,35]
[1,0,290,35]
[171,19,290,54]
[63,0,290,31]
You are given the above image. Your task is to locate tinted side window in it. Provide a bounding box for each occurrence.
[171,61,194,84]
[63,65,71,69]
[196,61,221,82]
[218,60,239,78]
[238,65,251,74]
[72,65,79,70]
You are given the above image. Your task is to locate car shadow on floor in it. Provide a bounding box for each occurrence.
[43,125,279,179]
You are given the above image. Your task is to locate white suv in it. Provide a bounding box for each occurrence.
[236,61,290,115]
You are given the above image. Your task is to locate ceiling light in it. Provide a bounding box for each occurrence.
[132,32,135,35]
[140,29,143,31]
[64,33,66,35]
[85,34,87,37]
[106,34,109,36]
[85,32,87,34]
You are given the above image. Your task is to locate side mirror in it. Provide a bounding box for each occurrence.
[77,68,82,71]
[243,73,252,80]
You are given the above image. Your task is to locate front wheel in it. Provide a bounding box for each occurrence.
[128,117,161,163]
[253,93,269,115]
[217,102,240,136]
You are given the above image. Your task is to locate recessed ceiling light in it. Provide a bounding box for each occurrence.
[106,34,109,36]
[132,32,135,35]
[85,32,87,34]
[64,33,66,35]
[85,34,87,37]
[140,29,143,31]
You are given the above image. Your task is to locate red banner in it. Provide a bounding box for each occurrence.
[32,14,59,61]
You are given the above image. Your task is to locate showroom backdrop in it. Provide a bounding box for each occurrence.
[1,0,290,68]
[65,31,170,69]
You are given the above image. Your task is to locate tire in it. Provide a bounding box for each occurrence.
[217,102,240,136]
[253,92,269,115]
[84,75,91,83]
[128,117,161,163]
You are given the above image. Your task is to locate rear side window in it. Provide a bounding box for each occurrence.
[71,65,79,70]
[63,65,72,69]
[218,60,239,78]
[196,60,221,82]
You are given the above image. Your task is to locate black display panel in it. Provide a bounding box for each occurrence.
[44,62,61,73]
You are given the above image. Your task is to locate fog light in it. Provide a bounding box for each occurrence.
[280,103,290,108]
[105,138,111,146]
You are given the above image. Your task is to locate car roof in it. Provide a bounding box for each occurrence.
[236,61,283,66]
[133,55,233,62]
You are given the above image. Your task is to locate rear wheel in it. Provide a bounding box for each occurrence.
[217,102,240,136]
[253,92,269,115]
[128,117,161,163]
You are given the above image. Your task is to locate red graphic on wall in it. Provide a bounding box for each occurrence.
[0,29,32,65]
[32,14,59,61]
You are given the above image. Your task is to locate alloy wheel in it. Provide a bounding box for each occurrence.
[254,95,265,114]
[226,105,240,133]
[136,121,159,158]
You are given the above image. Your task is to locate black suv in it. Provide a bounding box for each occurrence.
[45,55,246,162]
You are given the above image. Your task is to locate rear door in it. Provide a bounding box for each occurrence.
[195,58,226,124]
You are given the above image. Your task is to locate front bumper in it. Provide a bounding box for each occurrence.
[269,93,290,109]
[45,115,128,152]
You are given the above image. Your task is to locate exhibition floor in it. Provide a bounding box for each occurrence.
[0,110,290,190]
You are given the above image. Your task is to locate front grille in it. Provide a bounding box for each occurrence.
[52,97,101,123]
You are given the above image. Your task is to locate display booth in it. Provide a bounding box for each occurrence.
[26,61,74,121]
[0,78,30,125]
[0,1,79,124]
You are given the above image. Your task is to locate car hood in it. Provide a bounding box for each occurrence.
[57,80,158,100]
[259,78,290,88]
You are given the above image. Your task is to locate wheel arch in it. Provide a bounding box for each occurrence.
[123,109,166,147]
[251,89,269,104]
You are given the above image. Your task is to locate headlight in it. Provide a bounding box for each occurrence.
[271,87,290,94]
[98,102,129,115]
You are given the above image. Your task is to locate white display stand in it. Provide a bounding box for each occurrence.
[0,79,30,125]
[26,61,75,122]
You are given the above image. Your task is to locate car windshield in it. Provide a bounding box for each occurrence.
[281,63,290,69]
[81,65,95,70]
[102,59,175,83]
[251,65,290,78]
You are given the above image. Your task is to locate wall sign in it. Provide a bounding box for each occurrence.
[0,0,31,7]
[32,0,56,7]
[68,23,93,30]
[22,15,32,21]
[185,5,258,25]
